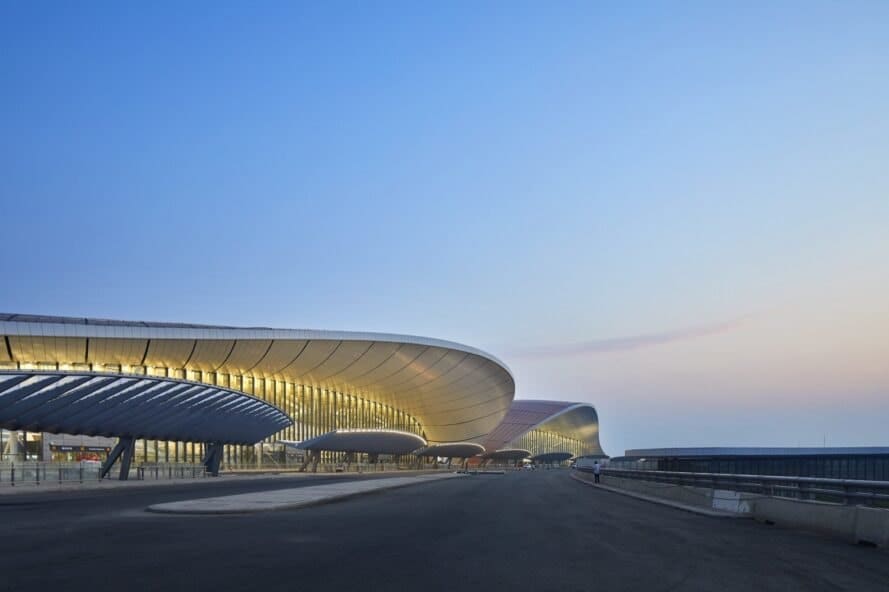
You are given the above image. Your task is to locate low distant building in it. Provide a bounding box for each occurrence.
[610,447,889,480]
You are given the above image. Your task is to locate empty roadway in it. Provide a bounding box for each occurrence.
[0,469,887,591]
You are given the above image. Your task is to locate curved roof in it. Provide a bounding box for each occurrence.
[0,314,515,443]
[478,400,604,456]
[293,429,426,454]
[416,442,485,458]
[483,448,531,460]
[0,371,291,444]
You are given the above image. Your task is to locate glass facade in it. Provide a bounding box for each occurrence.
[0,361,424,468]
[511,428,596,459]
[0,430,42,462]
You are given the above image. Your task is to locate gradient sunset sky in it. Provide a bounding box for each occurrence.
[2,2,887,455]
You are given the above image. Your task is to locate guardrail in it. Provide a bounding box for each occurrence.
[132,464,209,481]
[0,462,100,485]
[0,462,208,486]
[221,462,447,474]
[582,467,889,506]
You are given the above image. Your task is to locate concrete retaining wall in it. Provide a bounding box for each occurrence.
[752,497,889,547]
[578,471,889,547]
[601,474,717,508]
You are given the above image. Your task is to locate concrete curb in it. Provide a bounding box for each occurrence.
[570,472,746,519]
[147,472,464,515]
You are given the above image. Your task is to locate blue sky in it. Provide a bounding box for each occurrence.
[2,2,888,455]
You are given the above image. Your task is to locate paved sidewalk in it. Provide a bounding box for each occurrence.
[147,472,464,514]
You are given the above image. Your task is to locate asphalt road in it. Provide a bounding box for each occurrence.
[1,469,888,592]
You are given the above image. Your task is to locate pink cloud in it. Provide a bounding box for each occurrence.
[508,316,750,359]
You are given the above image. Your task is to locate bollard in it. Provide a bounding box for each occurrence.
[80,463,84,484]
[10,464,14,486]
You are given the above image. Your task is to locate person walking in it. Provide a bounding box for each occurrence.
[593,460,601,483]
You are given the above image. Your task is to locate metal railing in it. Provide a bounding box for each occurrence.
[222,462,446,474]
[131,463,209,481]
[583,467,889,506]
[0,462,101,485]
[0,460,448,485]
[0,462,208,486]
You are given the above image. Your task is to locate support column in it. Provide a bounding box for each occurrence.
[202,441,224,476]
[101,436,136,481]
[299,449,321,473]
[298,449,312,473]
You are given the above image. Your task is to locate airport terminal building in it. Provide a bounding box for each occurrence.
[478,399,605,464]
[0,314,604,476]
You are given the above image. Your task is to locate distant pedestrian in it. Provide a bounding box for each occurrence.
[593,461,601,484]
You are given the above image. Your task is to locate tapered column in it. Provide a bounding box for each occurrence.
[101,436,136,480]
[202,441,224,476]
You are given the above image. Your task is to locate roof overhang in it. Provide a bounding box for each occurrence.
[478,400,604,456]
[483,448,531,461]
[532,403,600,445]
[0,371,291,445]
[0,314,515,443]
[294,429,427,454]
[415,442,485,458]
